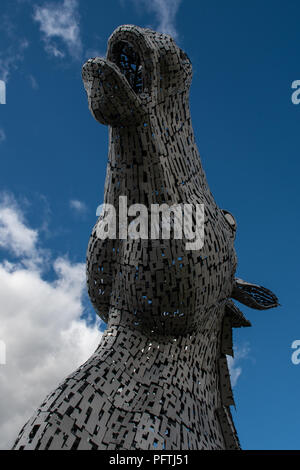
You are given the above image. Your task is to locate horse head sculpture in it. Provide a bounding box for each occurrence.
[13,25,278,451]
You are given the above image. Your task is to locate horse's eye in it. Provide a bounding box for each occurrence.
[221,210,237,232]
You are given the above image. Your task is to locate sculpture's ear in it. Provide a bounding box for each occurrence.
[231,278,279,310]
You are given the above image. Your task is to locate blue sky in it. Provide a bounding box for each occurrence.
[0,0,300,450]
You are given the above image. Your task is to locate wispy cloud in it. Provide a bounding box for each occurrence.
[70,199,88,214]
[0,38,29,82]
[84,47,106,61]
[33,0,82,60]
[0,193,101,449]
[28,74,39,90]
[0,12,29,81]
[227,344,250,387]
[0,129,6,143]
[131,0,182,39]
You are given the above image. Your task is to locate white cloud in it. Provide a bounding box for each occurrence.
[0,129,6,143]
[0,195,38,257]
[33,0,82,60]
[227,344,250,387]
[70,199,88,214]
[0,194,102,449]
[132,0,182,39]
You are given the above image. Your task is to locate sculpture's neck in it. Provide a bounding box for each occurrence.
[104,106,215,207]
[92,305,228,449]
